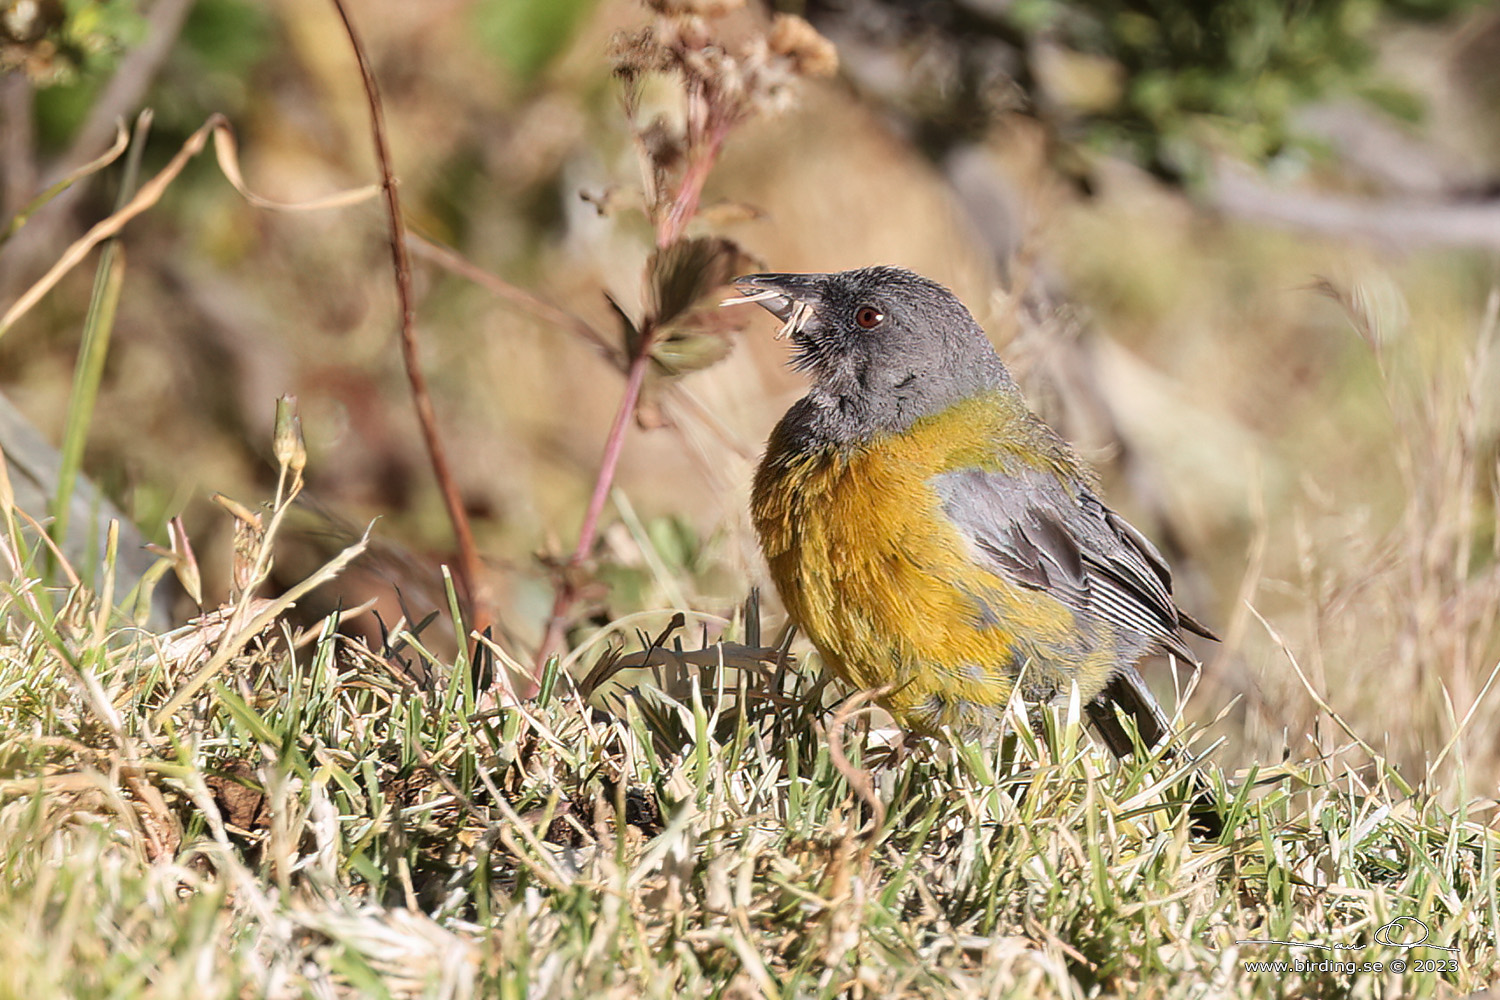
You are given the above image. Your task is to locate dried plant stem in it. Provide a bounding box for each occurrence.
[0,0,192,291]
[529,91,735,674]
[329,0,489,635]
[531,125,732,674]
[535,348,654,674]
[656,125,728,249]
[824,686,891,841]
[576,356,653,571]
[409,238,758,463]
[152,524,373,727]
[407,235,623,367]
[408,234,760,683]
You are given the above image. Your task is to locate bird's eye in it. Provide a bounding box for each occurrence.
[854,305,884,329]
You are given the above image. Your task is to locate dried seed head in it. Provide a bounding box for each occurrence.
[641,117,684,172]
[610,26,672,82]
[768,14,838,79]
[213,491,266,599]
[273,394,307,474]
[665,13,711,51]
[645,0,745,16]
[167,515,203,607]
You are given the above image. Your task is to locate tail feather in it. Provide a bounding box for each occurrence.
[1085,667,1172,757]
[1085,666,1221,837]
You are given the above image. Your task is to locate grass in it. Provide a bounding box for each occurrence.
[0,444,1496,999]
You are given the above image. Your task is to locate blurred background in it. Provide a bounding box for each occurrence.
[2,0,1498,795]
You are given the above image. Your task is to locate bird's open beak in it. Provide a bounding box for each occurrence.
[723,273,824,338]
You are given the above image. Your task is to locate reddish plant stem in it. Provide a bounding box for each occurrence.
[330,0,491,636]
[531,101,735,677]
[656,126,728,249]
[532,119,734,673]
[533,342,655,676]
[572,342,654,568]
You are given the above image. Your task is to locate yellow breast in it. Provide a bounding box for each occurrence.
[751,392,1092,732]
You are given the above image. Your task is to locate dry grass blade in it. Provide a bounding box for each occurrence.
[0,119,129,244]
[717,289,784,308]
[1,114,378,337]
[823,685,891,839]
[1246,602,1409,793]
[151,522,373,725]
[1429,658,1500,775]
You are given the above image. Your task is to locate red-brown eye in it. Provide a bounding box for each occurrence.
[855,306,883,329]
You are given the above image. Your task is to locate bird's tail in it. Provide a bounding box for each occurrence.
[1084,666,1222,837]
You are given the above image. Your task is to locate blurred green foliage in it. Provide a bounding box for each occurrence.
[1020,0,1484,175]
[178,0,268,73]
[149,0,271,135]
[25,0,272,150]
[807,0,1486,180]
[473,0,598,85]
[1,0,144,85]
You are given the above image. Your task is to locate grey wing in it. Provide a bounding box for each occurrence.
[931,467,1205,664]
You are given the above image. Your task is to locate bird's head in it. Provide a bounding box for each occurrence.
[731,265,1012,442]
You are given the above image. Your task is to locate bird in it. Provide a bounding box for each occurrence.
[735,264,1219,829]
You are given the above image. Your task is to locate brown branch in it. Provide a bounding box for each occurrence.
[1210,163,1500,251]
[0,73,35,221]
[329,0,490,636]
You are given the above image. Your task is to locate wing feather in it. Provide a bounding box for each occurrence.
[932,467,1203,662]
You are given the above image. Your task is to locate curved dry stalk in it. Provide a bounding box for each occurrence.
[823,685,893,841]
[327,0,491,638]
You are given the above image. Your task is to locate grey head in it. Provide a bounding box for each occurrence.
[734,266,1014,446]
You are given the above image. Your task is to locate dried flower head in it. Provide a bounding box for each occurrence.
[612,2,839,132]
[611,1,840,245]
[645,0,745,16]
[768,14,838,79]
[273,394,307,475]
[610,26,672,91]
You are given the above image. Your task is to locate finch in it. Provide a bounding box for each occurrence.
[739,265,1218,829]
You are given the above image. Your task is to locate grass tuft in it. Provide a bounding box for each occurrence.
[0,456,1495,996]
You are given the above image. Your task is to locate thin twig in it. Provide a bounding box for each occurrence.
[406,234,623,368]
[407,236,758,465]
[406,235,756,682]
[573,353,653,573]
[656,125,728,249]
[1,114,378,336]
[1245,602,1414,796]
[328,0,490,636]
